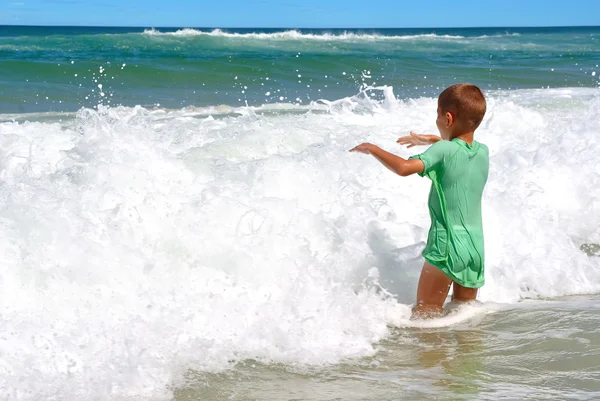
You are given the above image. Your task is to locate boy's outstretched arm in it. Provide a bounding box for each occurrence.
[397,131,441,148]
[349,143,424,177]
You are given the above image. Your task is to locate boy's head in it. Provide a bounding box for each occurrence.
[436,84,486,139]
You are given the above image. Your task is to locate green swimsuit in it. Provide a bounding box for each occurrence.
[409,138,489,288]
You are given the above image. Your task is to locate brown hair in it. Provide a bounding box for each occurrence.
[438,84,486,130]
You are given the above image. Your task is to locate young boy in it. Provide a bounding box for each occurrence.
[350,84,489,317]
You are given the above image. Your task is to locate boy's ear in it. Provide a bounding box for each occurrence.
[445,111,454,127]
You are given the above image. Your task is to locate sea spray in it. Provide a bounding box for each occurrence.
[1,86,599,399]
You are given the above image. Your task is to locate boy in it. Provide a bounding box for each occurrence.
[350,84,489,317]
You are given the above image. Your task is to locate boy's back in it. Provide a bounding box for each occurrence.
[411,138,489,288]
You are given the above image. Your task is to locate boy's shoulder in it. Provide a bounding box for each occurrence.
[430,139,458,151]
[423,139,488,160]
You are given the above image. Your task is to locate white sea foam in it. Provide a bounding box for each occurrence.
[141,28,525,41]
[0,87,599,399]
[142,28,466,40]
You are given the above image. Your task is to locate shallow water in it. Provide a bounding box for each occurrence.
[174,298,600,401]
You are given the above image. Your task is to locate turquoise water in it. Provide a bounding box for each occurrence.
[1,26,599,113]
[1,26,600,401]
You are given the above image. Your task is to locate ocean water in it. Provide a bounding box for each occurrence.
[0,26,599,400]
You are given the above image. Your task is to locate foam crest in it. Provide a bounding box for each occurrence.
[140,29,529,41]
[142,28,465,40]
[0,87,599,399]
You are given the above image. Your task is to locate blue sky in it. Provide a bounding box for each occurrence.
[2,0,600,28]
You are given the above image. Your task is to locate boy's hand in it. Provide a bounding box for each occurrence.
[397,132,439,148]
[349,143,375,154]
[349,142,424,176]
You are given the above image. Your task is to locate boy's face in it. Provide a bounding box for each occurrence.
[436,106,452,140]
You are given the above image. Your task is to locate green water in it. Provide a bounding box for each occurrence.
[1,26,599,113]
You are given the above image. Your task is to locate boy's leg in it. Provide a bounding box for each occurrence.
[452,282,478,302]
[413,262,452,316]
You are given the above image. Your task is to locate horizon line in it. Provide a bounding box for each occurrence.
[1,23,600,30]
